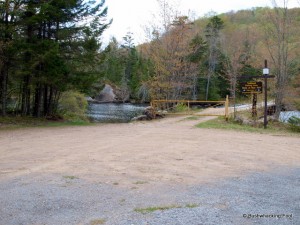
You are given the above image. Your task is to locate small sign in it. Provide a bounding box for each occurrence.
[241,81,263,94]
[263,68,270,75]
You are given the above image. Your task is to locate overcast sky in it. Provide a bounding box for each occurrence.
[101,0,299,45]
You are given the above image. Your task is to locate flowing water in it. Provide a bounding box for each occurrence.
[279,111,300,123]
[87,103,148,123]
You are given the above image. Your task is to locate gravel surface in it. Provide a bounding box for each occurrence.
[0,112,299,225]
[0,167,299,225]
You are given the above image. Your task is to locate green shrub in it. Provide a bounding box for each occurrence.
[294,101,300,111]
[174,103,189,112]
[58,91,88,122]
[288,116,300,132]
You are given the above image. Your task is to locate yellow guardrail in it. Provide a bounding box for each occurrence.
[151,95,229,120]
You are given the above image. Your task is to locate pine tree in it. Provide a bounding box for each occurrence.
[0,0,22,115]
[0,0,111,117]
[204,16,224,100]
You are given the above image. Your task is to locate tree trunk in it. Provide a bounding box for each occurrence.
[21,75,31,116]
[33,84,42,117]
[205,74,211,101]
[43,85,48,116]
[0,0,10,116]
[48,86,54,115]
[0,67,8,116]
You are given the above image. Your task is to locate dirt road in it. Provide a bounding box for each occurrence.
[0,114,299,225]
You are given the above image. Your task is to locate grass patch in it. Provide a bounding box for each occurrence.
[134,205,182,214]
[183,116,199,120]
[197,117,262,132]
[46,120,91,127]
[133,180,148,185]
[185,203,199,208]
[63,175,78,180]
[89,219,106,225]
[196,117,299,135]
[134,203,200,214]
[0,116,91,130]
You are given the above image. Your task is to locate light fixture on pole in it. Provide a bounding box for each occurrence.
[263,60,269,129]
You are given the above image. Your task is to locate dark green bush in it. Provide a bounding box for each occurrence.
[288,116,300,132]
[58,91,88,122]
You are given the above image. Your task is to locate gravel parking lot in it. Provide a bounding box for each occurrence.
[0,115,299,225]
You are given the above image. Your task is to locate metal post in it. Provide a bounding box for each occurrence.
[264,60,268,129]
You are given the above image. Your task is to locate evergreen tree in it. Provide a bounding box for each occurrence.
[101,38,125,85]
[100,34,152,102]
[0,0,22,115]
[204,16,224,100]
[188,34,208,99]
[0,0,111,117]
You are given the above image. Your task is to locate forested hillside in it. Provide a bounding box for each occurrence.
[1,1,300,118]
[101,6,300,116]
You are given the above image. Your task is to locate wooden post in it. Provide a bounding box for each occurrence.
[252,93,257,118]
[225,95,229,121]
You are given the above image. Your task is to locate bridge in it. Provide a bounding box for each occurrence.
[151,95,229,120]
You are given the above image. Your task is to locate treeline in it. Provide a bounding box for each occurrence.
[100,5,300,117]
[0,0,111,117]
[99,34,153,102]
[1,2,300,118]
[101,16,233,102]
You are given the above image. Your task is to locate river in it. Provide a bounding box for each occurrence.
[87,102,299,123]
[279,111,300,123]
[87,103,148,122]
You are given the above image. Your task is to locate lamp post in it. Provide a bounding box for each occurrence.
[263,60,269,129]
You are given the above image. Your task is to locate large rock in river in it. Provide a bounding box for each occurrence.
[95,84,116,102]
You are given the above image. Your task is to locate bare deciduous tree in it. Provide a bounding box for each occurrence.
[263,0,295,118]
[141,1,196,100]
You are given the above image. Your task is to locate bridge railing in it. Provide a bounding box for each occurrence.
[151,95,229,120]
